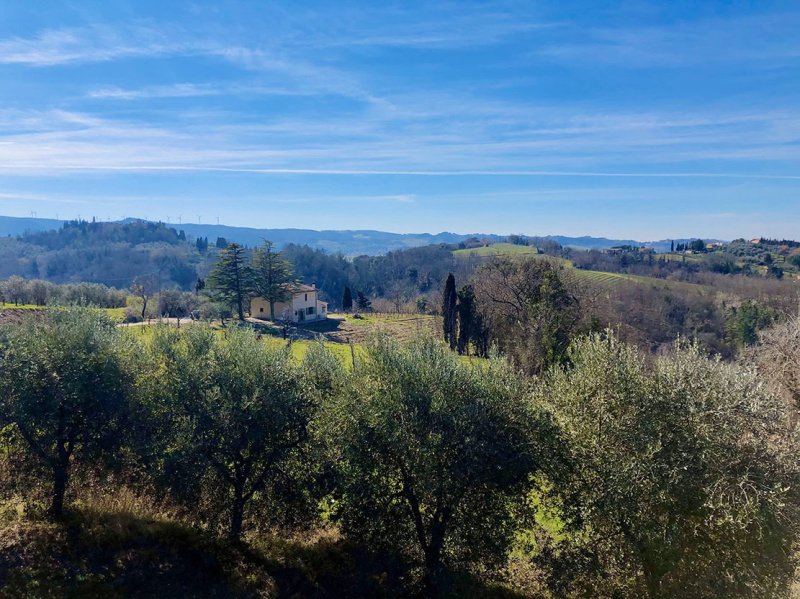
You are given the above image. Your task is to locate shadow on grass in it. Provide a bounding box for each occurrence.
[0,508,525,598]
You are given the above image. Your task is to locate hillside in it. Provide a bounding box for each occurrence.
[0,220,212,290]
[453,243,539,258]
[0,215,711,256]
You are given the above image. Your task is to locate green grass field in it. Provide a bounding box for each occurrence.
[0,303,43,310]
[450,243,713,294]
[0,304,127,322]
[453,242,538,258]
[121,322,363,368]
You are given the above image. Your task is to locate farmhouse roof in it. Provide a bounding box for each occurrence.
[282,282,316,293]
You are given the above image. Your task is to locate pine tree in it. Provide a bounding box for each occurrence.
[208,243,253,321]
[356,291,371,311]
[252,240,294,320]
[442,273,457,350]
[342,286,353,312]
[670,239,674,252]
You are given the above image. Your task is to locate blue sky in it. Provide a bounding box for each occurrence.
[0,1,799,240]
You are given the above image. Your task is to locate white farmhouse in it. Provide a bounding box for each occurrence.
[251,283,328,323]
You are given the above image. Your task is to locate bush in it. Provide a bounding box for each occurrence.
[535,332,800,599]
[324,336,562,593]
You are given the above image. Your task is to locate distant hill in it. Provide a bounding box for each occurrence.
[0,220,211,289]
[0,215,64,237]
[540,236,727,252]
[135,221,500,255]
[0,214,726,255]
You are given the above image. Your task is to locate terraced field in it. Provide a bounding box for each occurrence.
[568,268,714,295]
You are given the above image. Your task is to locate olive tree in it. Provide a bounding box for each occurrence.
[535,333,800,599]
[325,336,560,593]
[148,326,314,540]
[0,309,137,517]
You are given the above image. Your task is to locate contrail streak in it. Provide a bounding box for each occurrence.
[1,164,800,180]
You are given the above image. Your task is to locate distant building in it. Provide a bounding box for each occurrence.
[602,245,651,255]
[251,283,328,323]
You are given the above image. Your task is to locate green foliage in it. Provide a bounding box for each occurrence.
[536,333,800,599]
[442,273,457,350]
[0,276,128,308]
[252,240,294,319]
[355,290,371,311]
[145,326,315,540]
[342,285,353,312]
[456,284,478,355]
[474,258,580,375]
[2,307,800,597]
[208,243,253,321]
[689,238,706,252]
[0,309,137,516]
[725,301,776,348]
[157,288,198,320]
[0,220,205,289]
[324,336,559,592]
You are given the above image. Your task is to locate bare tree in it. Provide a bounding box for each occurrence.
[131,274,158,321]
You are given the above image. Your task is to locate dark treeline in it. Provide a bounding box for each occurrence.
[1,308,799,598]
[283,242,472,309]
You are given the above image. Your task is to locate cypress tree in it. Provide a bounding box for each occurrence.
[442,273,457,350]
[456,284,476,355]
[342,286,353,312]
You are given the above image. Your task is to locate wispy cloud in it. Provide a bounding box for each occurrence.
[0,103,798,178]
[0,25,186,66]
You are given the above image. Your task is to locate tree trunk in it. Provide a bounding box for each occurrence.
[50,463,69,518]
[229,489,245,542]
[269,300,275,321]
[421,541,445,597]
[236,294,245,322]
